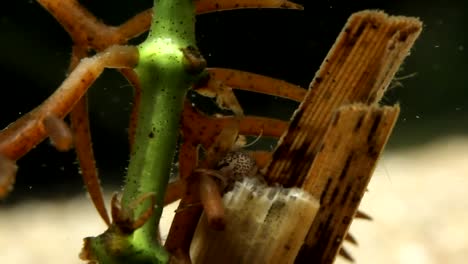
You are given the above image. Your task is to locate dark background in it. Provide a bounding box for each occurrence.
[0,0,466,201]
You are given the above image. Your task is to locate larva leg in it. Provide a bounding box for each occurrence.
[193,122,240,230]
[195,168,227,188]
[198,173,225,230]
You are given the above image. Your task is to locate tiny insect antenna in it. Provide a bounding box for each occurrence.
[240,128,264,149]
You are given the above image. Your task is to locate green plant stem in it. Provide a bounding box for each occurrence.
[82,0,201,263]
[123,0,197,258]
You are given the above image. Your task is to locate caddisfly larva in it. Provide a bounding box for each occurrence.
[194,130,266,230]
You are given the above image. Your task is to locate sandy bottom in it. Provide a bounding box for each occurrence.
[1,137,467,264]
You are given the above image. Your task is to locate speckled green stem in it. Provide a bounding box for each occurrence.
[83,1,202,263]
[124,0,198,258]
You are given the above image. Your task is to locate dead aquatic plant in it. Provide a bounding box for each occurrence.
[0,1,422,263]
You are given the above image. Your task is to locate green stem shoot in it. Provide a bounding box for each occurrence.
[82,1,204,263]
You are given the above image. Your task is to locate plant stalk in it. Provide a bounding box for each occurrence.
[82,1,204,263]
[123,0,197,257]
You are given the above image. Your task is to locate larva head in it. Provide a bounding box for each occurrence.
[216,151,257,182]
